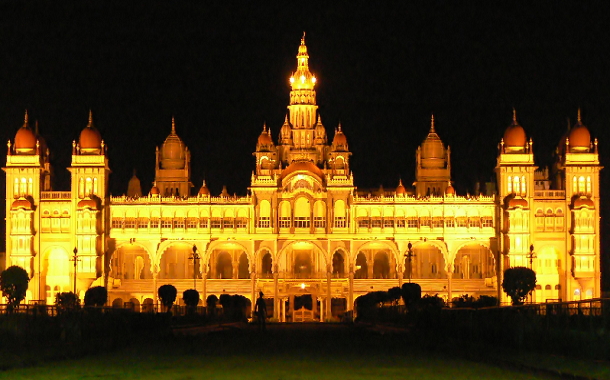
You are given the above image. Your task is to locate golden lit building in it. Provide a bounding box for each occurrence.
[3,36,601,319]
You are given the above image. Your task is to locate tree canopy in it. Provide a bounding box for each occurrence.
[502,267,537,305]
[0,266,29,312]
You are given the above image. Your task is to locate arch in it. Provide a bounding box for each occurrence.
[129,297,140,312]
[157,242,200,280]
[332,250,346,277]
[313,200,325,217]
[112,298,123,308]
[276,240,330,270]
[215,252,233,279]
[453,243,494,279]
[293,250,312,278]
[355,252,368,279]
[43,247,71,305]
[373,252,390,279]
[238,252,250,279]
[261,251,273,277]
[259,200,271,218]
[409,242,446,279]
[294,197,310,218]
[354,240,400,265]
[205,240,252,267]
[142,298,154,313]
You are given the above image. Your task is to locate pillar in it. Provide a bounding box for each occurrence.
[281,298,286,322]
[250,271,256,319]
[152,271,158,307]
[202,264,207,308]
[273,272,279,320]
[348,271,354,312]
[398,270,403,288]
[289,294,295,321]
[447,270,453,306]
[319,297,324,322]
[326,271,332,320]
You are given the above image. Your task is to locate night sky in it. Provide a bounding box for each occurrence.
[1,1,609,281]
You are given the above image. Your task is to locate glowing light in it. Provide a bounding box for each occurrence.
[300,75,305,83]
[301,283,306,289]
[290,77,295,84]
[312,77,316,84]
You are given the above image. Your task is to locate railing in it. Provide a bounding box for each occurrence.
[110,195,252,204]
[534,190,566,199]
[41,191,72,200]
[354,194,495,203]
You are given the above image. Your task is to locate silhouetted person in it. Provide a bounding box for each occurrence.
[255,291,267,331]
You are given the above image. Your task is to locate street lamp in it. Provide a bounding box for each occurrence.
[527,244,536,304]
[69,247,81,295]
[405,242,415,283]
[189,244,200,290]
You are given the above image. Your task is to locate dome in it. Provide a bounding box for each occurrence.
[332,124,348,150]
[257,124,274,147]
[503,109,527,147]
[14,111,37,153]
[126,171,142,198]
[11,197,32,210]
[198,180,210,196]
[395,179,407,196]
[506,197,528,209]
[445,183,455,196]
[280,160,324,180]
[150,185,160,196]
[569,111,591,150]
[420,115,446,168]
[220,185,229,197]
[573,196,594,209]
[77,198,98,210]
[160,117,186,169]
[280,115,292,142]
[79,111,102,152]
[314,115,326,140]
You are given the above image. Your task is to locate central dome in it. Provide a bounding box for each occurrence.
[280,160,324,180]
[79,111,102,153]
[14,111,37,153]
[420,115,445,168]
[160,118,186,169]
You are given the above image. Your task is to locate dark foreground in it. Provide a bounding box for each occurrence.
[3,322,606,380]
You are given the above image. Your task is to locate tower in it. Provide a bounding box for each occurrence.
[154,117,192,197]
[414,115,451,197]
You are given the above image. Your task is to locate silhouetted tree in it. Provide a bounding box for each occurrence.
[84,286,108,307]
[401,282,422,311]
[502,267,536,305]
[207,294,219,316]
[182,289,200,314]
[388,287,402,306]
[55,292,80,310]
[158,284,177,313]
[0,265,29,313]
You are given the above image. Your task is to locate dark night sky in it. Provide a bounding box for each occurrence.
[1,1,610,274]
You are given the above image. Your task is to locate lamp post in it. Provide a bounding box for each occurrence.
[69,247,80,295]
[405,242,415,283]
[189,244,200,290]
[527,244,536,303]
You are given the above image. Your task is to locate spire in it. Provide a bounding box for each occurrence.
[301,31,306,45]
[512,107,517,124]
[317,115,321,123]
[338,122,342,132]
[430,114,435,132]
[88,109,93,125]
[24,110,29,125]
[171,116,176,133]
[263,122,267,133]
[577,108,581,123]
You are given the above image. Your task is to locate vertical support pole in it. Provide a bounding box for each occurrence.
[273,272,279,320]
[348,271,354,312]
[326,271,331,321]
[250,271,256,319]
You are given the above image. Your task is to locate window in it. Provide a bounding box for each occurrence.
[161,219,172,229]
[407,218,418,229]
[223,218,234,229]
[236,218,247,229]
[199,218,208,228]
[508,176,512,193]
[482,217,493,228]
[514,176,520,194]
[211,218,222,229]
[384,219,394,228]
[432,218,443,228]
[457,217,468,228]
[396,219,406,228]
[578,176,585,194]
[294,217,310,228]
[334,217,346,228]
[125,218,136,229]
[445,218,455,228]
[586,176,591,195]
[111,218,123,229]
[173,218,184,229]
[420,217,431,228]
[314,217,325,228]
[358,218,370,228]
[469,218,480,228]
[138,218,149,229]
[279,217,291,228]
[187,218,197,229]
[371,218,382,228]
[257,217,270,228]
[150,218,159,228]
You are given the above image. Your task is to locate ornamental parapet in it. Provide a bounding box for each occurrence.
[534,190,566,199]
[41,191,72,200]
[110,194,252,204]
[354,194,495,204]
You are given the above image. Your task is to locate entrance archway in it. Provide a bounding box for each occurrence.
[355,252,368,279]
[43,247,70,305]
[373,252,390,279]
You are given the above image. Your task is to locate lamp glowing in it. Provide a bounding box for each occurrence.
[300,75,305,83]
[290,77,295,84]
[312,77,316,84]
[301,283,306,290]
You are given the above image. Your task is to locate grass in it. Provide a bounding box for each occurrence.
[1,324,552,380]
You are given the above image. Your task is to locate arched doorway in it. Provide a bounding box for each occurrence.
[332,251,345,277]
[373,252,390,279]
[129,297,140,312]
[215,252,233,279]
[294,251,312,278]
[112,298,123,308]
[410,244,446,279]
[454,244,493,280]
[355,252,368,279]
[261,251,273,278]
[44,248,70,305]
[238,252,249,279]
[142,298,154,312]
[158,243,197,279]
[112,245,153,280]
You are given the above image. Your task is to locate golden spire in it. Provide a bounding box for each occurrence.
[430,114,435,132]
[89,109,93,125]
[301,31,306,44]
[338,122,342,132]
[577,108,581,123]
[512,107,517,124]
[24,109,28,125]
[263,122,267,133]
[171,116,176,133]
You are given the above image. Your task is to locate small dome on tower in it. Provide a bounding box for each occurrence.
[150,183,160,196]
[420,115,446,168]
[160,117,186,169]
[569,110,591,151]
[198,180,210,196]
[79,110,102,153]
[280,115,292,143]
[11,197,32,210]
[503,109,527,148]
[445,182,455,196]
[77,197,98,210]
[573,196,594,209]
[14,111,37,153]
[280,160,324,180]
[395,179,407,196]
[127,170,142,198]
[314,115,326,140]
[220,185,229,197]
[257,124,274,147]
[332,123,348,151]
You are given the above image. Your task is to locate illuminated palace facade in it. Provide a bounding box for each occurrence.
[3,36,601,319]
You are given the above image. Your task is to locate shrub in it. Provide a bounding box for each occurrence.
[84,286,108,307]
[401,282,421,311]
[207,294,219,316]
[0,266,30,313]
[502,267,536,305]
[388,287,402,306]
[55,291,80,310]
[182,289,200,313]
[158,284,177,313]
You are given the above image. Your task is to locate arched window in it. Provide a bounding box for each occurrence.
[507,176,512,193]
[521,176,526,195]
[14,178,19,195]
[20,178,26,195]
[85,177,92,196]
[573,176,577,193]
[27,178,33,195]
[586,176,591,195]
[514,176,520,194]
[578,176,585,194]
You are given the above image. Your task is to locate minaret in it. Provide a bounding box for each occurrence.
[288,32,318,130]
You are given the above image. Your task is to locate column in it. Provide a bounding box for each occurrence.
[281,298,286,322]
[152,270,158,308]
[326,271,332,320]
[250,271,256,319]
[447,270,453,306]
[398,270,403,288]
[273,272,279,320]
[202,264,207,308]
[289,294,295,321]
[319,297,324,322]
[348,271,354,312]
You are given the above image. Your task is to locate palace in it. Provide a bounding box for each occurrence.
[3,36,601,320]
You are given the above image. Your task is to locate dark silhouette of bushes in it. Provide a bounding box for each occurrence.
[84,286,108,307]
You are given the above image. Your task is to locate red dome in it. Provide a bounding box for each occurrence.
[569,124,591,148]
[445,184,455,196]
[14,126,37,151]
[506,197,528,209]
[198,181,210,196]
[395,179,407,196]
[77,198,98,209]
[332,130,347,146]
[80,126,102,150]
[150,186,160,196]
[257,130,273,146]
[11,198,32,210]
[573,196,594,209]
[503,124,526,147]
[280,160,324,180]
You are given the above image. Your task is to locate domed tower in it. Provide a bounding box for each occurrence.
[253,123,278,175]
[70,110,110,288]
[414,115,451,197]
[328,123,351,176]
[154,117,192,197]
[4,110,48,281]
[126,169,142,198]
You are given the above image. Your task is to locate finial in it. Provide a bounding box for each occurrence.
[132,168,137,177]
[284,114,289,123]
[317,115,321,123]
[399,178,403,186]
[577,108,581,123]
[512,107,517,123]
[171,116,176,133]
[301,31,306,44]
[338,122,342,132]
[24,110,28,124]
[7,140,11,155]
[263,122,267,133]
[430,114,435,132]
[88,109,93,125]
